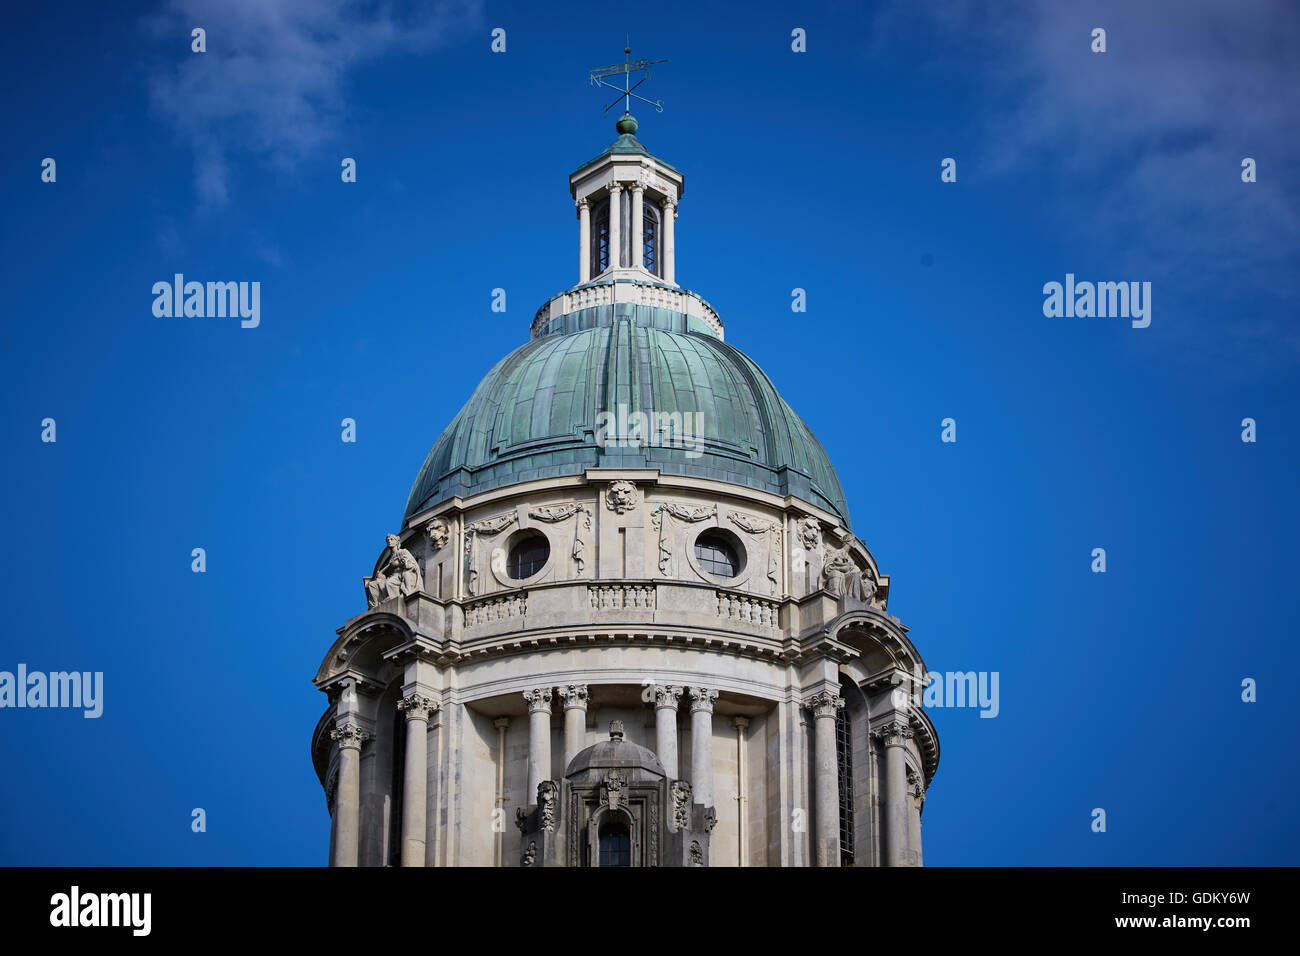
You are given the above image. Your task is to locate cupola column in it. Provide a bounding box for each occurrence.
[524,687,554,800]
[653,685,683,777]
[577,199,590,284]
[396,694,437,866]
[807,692,844,867]
[662,198,676,285]
[607,182,623,270]
[560,684,589,771]
[631,181,645,271]
[689,687,718,806]
[329,720,369,867]
[874,719,914,866]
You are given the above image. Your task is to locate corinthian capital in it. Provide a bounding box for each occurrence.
[688,687,718,713]
[397,693,437,720]
[523,687,554,714]
[871,719,913,746]
[330,722,370,751]
[653,684,683,709]
[560,684,589,710]
[804,691,845,719]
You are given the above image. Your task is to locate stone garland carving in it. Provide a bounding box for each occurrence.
[365,533,424,608]
[605,480,639,514]
[528,503,593,573]
[670,780,692,830]
[650,502,718,575]
[703,807,717,832]
[822,545,877,603]
[726,510,781,595]
[515,807,527,832]
[522,841,536,866]
[463,511,518,596]
[689,840,704,866]
[537,781,558,832]
[425,517,451,552]
[907,768,926,804]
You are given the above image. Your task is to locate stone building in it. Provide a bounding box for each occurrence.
[310,112,938,867]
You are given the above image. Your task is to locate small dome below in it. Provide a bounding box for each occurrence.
[565,721,666,778]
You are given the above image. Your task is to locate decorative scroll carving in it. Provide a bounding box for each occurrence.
[602,769,627,810]
[523,687,553,714]
[726,510,781,595]
[688,687,718,713]
[396,694,438,720]
[654,685,683,710]
[650,502,717,574]
[330,722,370,750]
[537,781,558,832]
[804,690,845,719]
[822,545,877,602]
[464,512,517,596]
[872,720,913,746]
[671,780,692,829]
[425,517,451,552]
[605,480,639,514]
[560,684,589,710]
[528,503,593,572]
[365,533,424,608]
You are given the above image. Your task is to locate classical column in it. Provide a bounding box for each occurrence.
[874,719,913,867]
[523,687,553,801]
[396,694,436,866]
[653,685,682,778]
[560,684,589,772]
[662,198,676,284]
[330,721,369,867]
[493,716,510,867]
[688,687,718,806]
[607,182,622,269]
[733,716,750,866]
[631,182,645,270]
[577,198,590,284]
[807,691,844,867]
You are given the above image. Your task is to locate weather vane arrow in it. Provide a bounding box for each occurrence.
[589,37,666,114]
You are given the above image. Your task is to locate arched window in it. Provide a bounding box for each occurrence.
[598,821,630,867]
[590,199,610,277]
[643,203,660,276]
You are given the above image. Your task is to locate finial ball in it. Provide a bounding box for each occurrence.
[616,113,638,135]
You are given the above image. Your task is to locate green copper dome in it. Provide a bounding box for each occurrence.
[404,300,851,528]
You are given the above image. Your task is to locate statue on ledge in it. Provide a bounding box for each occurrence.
[822,546,876,603]
[365,533,424,608]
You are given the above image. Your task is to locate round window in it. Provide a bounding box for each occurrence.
[694,532,742,578]
[506,532,550,580]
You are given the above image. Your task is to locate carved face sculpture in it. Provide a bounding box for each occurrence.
[385,533,400,551]
[799,517,821,553]
[606,480,638,514]
[426,518,450,551]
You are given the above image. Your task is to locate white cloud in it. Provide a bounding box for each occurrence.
[145,0,481,206]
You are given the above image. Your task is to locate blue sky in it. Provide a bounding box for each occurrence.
[0,0,1296,865]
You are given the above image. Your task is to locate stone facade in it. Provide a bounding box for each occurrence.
[310,114,938,867]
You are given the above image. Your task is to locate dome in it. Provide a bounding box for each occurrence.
[403,303,851,528]
[565,726,666,778]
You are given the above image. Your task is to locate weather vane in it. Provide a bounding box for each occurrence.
[588,37,666,115]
